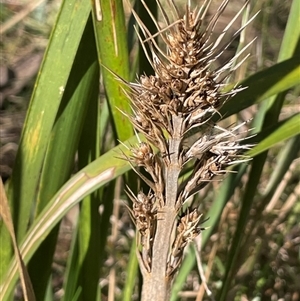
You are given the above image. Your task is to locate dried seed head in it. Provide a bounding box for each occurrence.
[167,208,204,276]
[122,0,256,282]
[126,188,158,272]
[123,0,255,221]
[185,122,253,161]
[123,0,256,152]
[131,142,154,166]
[173,121,253,201]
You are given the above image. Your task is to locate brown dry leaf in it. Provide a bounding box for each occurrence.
[0,178,36,301]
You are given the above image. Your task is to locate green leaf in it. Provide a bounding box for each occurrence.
[123,240,139,301]
[263,135,300,199]
[277,0,300,60]
[92,0,133,141]
[0,135,144,301]
[62,225,80,301]
[0,0,92,278]
[248,114,300,157]
[220,56,300,119]
[26,14,100,300]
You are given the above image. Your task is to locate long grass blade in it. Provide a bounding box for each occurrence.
[0,135,145,300]
[75,80,102,301]
[220,56,300,119]
[0,0,91,279]
[92,0,133,141]
[25,14,100,300]
[248,114,300,157]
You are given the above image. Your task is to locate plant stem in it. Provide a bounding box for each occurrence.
[141,211,175,300]
[141,116,183,300]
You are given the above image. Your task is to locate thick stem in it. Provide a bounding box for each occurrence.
[141,209,176,300]
[141,116,183,301]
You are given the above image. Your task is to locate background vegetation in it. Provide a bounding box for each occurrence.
[0,0,299,300]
